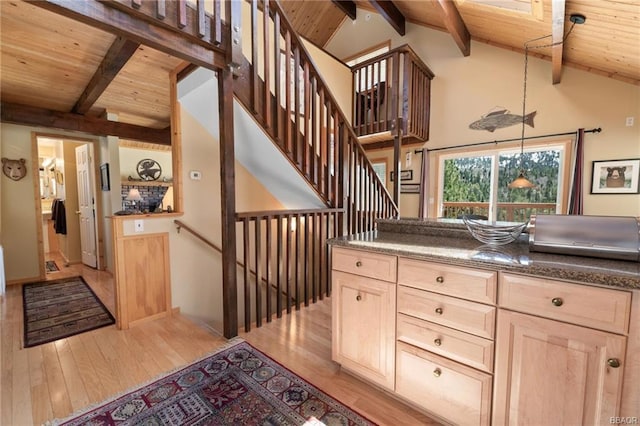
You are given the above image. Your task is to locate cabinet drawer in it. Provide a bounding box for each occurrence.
[397,313,494,373]
[398,257,497,304]
[396,341,492,426]
[332,247,396,282]
[398,285,495,339]
[500,273,632,334]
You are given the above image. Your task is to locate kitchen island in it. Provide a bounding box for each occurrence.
[328,218,640,426]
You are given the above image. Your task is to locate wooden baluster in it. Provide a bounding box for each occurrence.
[303,62,310,177]
[311,212,318,303]
[375,60,381,133]
[156,0,166,19]
[254,218,262,327]
[265,216,272,322]
[318,213,329,300]
[294,46,301,166]
[132,0,142,9]
[311,76,317,186]
[251,0,259,114]
[196,0,205,38]
[212,1,221,45]
[294,214,300,310]
[177,0,187,28]
[353,69,359,134]
[319,88,326,197]
[276,215,283,318]
[285,31,292,154]
[274,13,281,141]
[303,213,309,306]
[263,0,271,130]
[286,214,292,313]
[243,218,251,331]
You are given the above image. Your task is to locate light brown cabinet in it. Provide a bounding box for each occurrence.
[330,246,636,425]
[331,261,396,390]
[493,273,631,425]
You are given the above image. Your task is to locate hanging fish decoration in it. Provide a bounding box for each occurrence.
[469,107,536,133]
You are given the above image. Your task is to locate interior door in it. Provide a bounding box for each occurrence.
[76,144,98,268]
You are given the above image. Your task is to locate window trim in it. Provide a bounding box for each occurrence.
[434,138,572,221]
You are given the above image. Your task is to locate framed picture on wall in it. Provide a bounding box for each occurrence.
[401,183,420,194]
[390,169,413,182]
[100,163,110,191]
[590,158,640,194]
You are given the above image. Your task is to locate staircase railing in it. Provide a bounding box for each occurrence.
[174,219,294,303]
[233,0,399,233]
[352,44,434,142]
[236,208,343,331]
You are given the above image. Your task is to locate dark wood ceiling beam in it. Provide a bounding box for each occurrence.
[1,102,170,145]
[73,36,140,114]
[435,0,470,57]
[26,0,226,71]
[332,0,356,20]
[551,0,566,84]
[369,0,405,36]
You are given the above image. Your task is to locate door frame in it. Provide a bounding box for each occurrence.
[33,132,104,278]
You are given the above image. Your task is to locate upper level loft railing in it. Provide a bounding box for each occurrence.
[351,45,434,142]
[234,0,399,233]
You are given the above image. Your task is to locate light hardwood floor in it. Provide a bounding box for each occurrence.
[1,263,439,426]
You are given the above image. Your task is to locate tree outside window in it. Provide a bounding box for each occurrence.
[438,142,569,222]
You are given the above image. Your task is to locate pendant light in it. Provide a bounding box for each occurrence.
[508,42,536,189]
[508,14,586,189]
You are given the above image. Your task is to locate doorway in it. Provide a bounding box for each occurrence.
[35,135,101,277]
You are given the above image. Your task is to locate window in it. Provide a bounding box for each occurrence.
[437,140,571,222]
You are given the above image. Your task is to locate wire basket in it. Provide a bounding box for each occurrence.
[462,216,528,246]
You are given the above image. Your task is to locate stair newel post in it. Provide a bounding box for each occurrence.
[219,1,241,339]
[338,122,349,237]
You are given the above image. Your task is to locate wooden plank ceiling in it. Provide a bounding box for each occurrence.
[0,0,638,144]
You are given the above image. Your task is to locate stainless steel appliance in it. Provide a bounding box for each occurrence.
[528,215,640,262]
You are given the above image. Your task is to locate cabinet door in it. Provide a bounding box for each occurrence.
[332,270,396,390]
[494,310,626,426]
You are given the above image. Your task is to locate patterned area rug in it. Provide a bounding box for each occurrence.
[45,260,60,272]
[53,340,374,426]
[23,276,115,348]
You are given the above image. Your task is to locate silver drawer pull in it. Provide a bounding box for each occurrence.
[551,297,564,307]
[434,338,442,346]
[435,307,443,315]
[433,368,442,377]
[436,276,444,283]
[355,261,362,267]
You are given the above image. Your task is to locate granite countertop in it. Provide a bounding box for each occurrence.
[329,218,640,290]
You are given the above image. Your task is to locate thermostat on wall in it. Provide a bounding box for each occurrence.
[189,170,202,180]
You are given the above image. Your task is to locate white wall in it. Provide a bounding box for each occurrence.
[326,9,640,218]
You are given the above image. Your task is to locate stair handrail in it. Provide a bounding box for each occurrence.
[258,0,399,220]
[174,219,292,301]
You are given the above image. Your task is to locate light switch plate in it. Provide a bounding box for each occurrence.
[134,219,144,232]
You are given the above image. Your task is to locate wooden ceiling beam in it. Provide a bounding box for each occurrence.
[551,0,566,84]
[435,0,471,57]
[26,0,226,71]
[1,102,171,145]
[332,0,357,20]
[369,0,405,36]
[73,36,140,114]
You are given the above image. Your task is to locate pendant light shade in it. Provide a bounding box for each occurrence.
[508,170,536,189]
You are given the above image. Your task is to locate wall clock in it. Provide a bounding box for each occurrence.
[136,158,162,181]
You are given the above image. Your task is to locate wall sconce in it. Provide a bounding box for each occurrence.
[125,188,142,212]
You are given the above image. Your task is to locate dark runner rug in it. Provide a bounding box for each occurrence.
[22,276,115,348]
[51,339,374,426]
[45,260,60,272]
